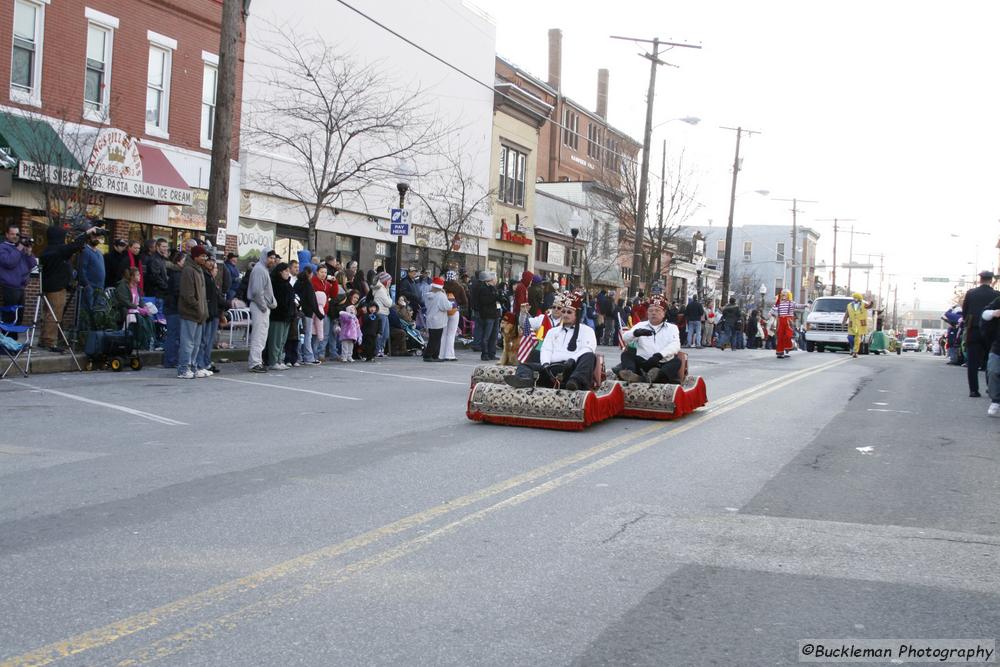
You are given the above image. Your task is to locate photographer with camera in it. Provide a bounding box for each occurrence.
[0,222,37,339]
[38,224,99,353]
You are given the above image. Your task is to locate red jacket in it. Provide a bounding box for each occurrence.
[513,270,532,312]
[311,275,335,315]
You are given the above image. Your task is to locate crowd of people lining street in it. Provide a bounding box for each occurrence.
[2,221,996,414]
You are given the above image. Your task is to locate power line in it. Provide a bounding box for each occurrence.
[331,0,644,167]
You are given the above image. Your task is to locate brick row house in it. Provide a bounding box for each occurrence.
[492,29,640,290]
[0,0,243,321]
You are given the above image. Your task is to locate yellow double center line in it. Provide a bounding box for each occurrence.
[2,358,848,667]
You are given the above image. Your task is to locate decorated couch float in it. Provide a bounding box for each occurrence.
[466,356,708,431]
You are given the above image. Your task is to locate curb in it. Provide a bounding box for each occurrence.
[10,348,251,376]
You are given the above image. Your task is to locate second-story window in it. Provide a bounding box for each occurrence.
[587,123,602,160]
[145,37,173,136]
[84,11,116,120]
[716,239,726,260]
[776,242,785,262]
[201,52,219,147]
[743,241,752,261]
[562,109,578,150]
[11,0,44,105]
[498,145,526,208]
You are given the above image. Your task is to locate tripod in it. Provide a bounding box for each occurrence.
[27,265,82,372]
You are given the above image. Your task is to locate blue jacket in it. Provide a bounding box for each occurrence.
[0,240,37,289]
[78,245,105,290]
[297,249,316,274]
[224,261,240,301]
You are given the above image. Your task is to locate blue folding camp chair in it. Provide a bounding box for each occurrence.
[0,304,34,378]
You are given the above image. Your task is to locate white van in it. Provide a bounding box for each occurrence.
[804,296,875,354]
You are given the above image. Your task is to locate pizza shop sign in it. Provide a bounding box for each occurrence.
[17,129,192,206]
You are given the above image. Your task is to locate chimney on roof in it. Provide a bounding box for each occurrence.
[596,68,609,119]
[548,29,562,91]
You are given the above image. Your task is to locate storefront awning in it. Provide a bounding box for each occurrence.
[0,112,81,170]
[136,144,192,205]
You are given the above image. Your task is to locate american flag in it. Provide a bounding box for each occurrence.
[516,315,536,363]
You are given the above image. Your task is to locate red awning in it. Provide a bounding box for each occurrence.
[137,144,192,205]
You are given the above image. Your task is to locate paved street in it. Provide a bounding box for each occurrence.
[1,348,998,666]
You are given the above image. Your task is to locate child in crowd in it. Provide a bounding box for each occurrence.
[338,304,361,363]
[361,301,381,361]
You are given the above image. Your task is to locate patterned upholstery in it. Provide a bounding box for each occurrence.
[466,381,624,431]
[600,374,708,420]
[470,364,517,387]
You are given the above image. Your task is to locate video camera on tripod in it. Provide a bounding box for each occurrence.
[66,216,107,243]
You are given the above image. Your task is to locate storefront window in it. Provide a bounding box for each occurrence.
[335,234,356,266]
[488,250,527,283]
[372,241,394,271]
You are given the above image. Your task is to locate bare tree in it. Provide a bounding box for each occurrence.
[410,149,492,273]
[597,148,699,291]
[5,106,112,230]
[244,25,444,249]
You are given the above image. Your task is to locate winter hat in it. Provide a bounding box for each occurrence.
[377,271,392,284]
[532,275,543,284]
[430,277,445,290]
[190,245,207,259]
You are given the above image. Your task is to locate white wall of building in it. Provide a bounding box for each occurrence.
[240,0,496,254]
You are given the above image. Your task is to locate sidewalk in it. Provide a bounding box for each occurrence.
[6,345,249,376]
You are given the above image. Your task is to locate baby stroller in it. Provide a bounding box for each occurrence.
[400,319,426,354]
[84,327,142,372]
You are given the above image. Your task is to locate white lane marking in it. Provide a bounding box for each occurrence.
[212,377,360,400]
[326,367,466,385]
[856,446,875,454]
[7,381,187,426]
[867,408,914,414]
[873,402,889,406]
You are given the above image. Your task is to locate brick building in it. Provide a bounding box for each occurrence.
[0,0,243,333]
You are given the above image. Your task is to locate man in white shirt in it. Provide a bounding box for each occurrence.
[505,291,597,390]
[616,294,684,384]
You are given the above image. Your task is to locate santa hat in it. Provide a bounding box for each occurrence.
[430,277,445,290]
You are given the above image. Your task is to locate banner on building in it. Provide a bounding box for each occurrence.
[167,189,207,231]
[238,218,276,266]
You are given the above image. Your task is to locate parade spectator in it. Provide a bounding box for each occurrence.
[247,249,279,373]
[338,296,362,362]
[39,225,94,353]
[398,267,424,314]
[440,282,461,362]
[423,277,451,362]
[372,271,393,356]
[361,301,381,361]
[266,262,294,371]
[684,297,705,348]
[513,271,533,314]
[223,253,240,304]
[114,267,155,350]
[77,235,106,333]
[143,238,170,303]
[528,274,544,315]
[104,239,129,289]
[295,265,321,364]
[746,309,760,349]
[980,295,1000,416]
[475,272,500,361]
[199,259,225,374]
[177,245,209,379]
[0,222,36,339]
[718,297,741,350]
[310,265,331,361]
[704,301,718,346]
[962,271,999,398]
[162,251,185,368]
[346,260,368,300]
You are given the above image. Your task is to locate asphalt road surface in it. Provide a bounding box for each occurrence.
[1,346,998,666]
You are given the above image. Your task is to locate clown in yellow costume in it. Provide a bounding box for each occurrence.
[845,292,869,358]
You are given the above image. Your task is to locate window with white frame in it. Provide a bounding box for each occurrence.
[774,277,783,295]
[497,144,526,208]
[587,123,602,160]
[84,17,114,118]
[776,241,785,262]
[11,0,44,103]
[562,108,578,150]
[716,239,726,260]
[743,240,752,261]
[145,41,172,134]
[201,59,218,146]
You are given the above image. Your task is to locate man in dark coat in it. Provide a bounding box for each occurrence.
[38,224,95,352]
[962,271,1000,397]
[398,266,425,313]
[104,239,130,288]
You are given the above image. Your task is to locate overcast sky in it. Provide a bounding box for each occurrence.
[481,0,999,309]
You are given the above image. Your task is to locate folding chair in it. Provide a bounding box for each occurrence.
[0,304,34,378]
[225,308,252,348]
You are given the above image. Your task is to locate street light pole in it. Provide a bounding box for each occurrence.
[395,182,409,281]
[772,197,817,302]
[720,126,760,304]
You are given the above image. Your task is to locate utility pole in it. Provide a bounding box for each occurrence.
[654,139,666,283]
[205,0,247,251]
[846,224,871,292]
[773,197,816,302]
[817,218,856,296]
[720,126,761,303]
[610,34,700,298]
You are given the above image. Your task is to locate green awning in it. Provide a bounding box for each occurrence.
[0,112,82,170]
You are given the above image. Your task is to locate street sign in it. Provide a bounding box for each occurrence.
[215,228,227,247]
[389,208,410,236]
[921,277,950,283]
[390,222,409,236]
